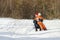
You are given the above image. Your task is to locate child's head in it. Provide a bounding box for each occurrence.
[38,13,41,16]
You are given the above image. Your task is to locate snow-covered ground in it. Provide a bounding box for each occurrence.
[0,18,60,40]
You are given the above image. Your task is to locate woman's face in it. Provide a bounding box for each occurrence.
[35,15,38,17]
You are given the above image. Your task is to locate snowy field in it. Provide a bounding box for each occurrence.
[0,18,60,40]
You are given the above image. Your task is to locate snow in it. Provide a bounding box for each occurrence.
[0,18,60,40]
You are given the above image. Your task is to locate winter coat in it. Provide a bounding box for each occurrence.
[33,20,40,28]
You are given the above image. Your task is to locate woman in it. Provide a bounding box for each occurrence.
[33,13,41,31]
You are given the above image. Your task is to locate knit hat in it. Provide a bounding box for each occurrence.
[35,11,38,15]
[38,13,41,16]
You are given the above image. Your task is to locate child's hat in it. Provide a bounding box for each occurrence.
[38,13,41,16]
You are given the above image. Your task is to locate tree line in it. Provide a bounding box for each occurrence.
[0,0,60,19]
